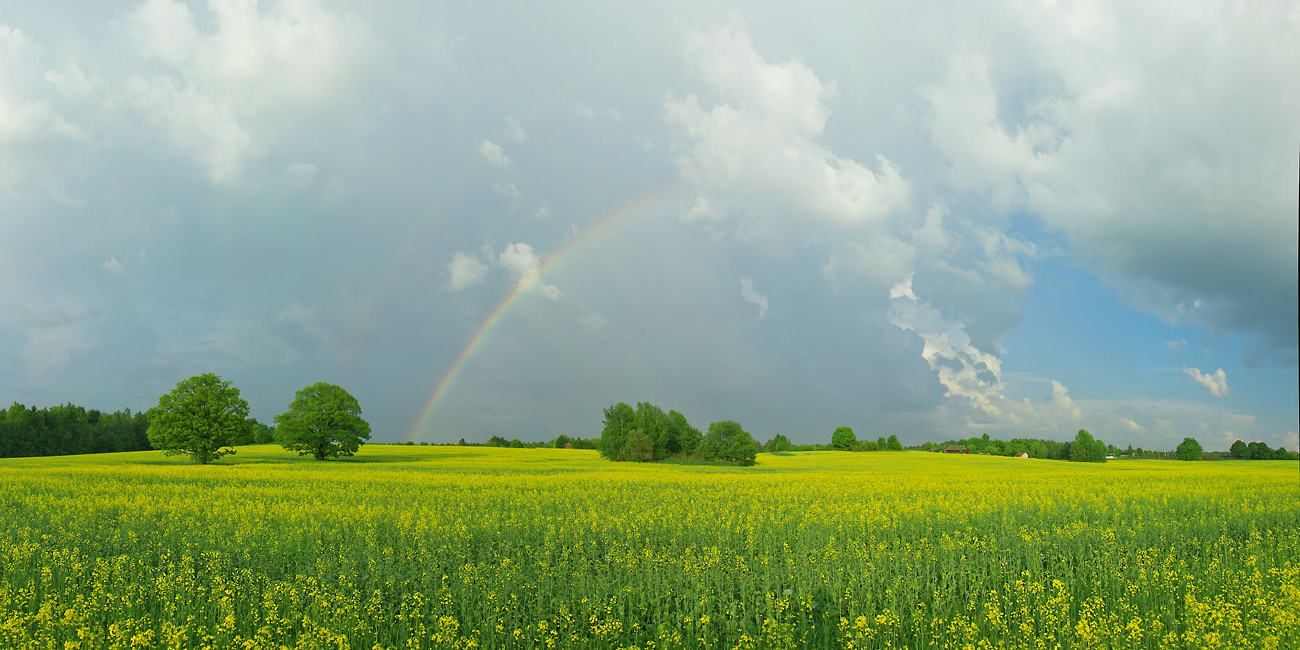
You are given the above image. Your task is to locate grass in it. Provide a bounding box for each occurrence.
[1,445,1297,649]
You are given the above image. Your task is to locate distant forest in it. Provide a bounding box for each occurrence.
[3,400,1294,462]
[0,402,275,459]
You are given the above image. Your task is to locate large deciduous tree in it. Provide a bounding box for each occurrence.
[1229,439,1248,459]
[274,382,372,460]
[831,426,858,451]
[1175,437,1204,461]
[147,373,249,464]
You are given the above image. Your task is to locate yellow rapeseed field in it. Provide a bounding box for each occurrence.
[0,446,1297,649]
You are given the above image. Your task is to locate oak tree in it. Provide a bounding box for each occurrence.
[147,373,249,464]
[275,382,371,460]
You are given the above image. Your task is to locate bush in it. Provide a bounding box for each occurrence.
[699,421,757,466]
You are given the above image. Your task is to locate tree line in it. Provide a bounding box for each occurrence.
[0,403,152,458]
[0,400,282,460]
[928,430,1295,462]
[0,374,374,464]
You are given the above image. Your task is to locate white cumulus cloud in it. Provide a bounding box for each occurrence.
[665,24,911,254]
[1183,366,1229,397]
[498,242,561,299]
[447,252,489,291]
[478,140,511,169]
[739,278,768,320]
[122,0,384,184]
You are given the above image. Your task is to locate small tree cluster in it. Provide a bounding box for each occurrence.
[597,402,756,465]
[1228,439,1296,460]
[826,427,905,451]
[598,402,705,462]
[698,421,757,466]
[1069,429,1108,463]
[763,434,792,453]
[145,374,371,464]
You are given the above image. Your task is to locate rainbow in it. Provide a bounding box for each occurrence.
[405,181,686,442]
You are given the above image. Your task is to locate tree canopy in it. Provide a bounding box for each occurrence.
[598,402,704,462]
[1229,439,1249,459]
[764,433,792,453]
[699,420,757,466]
[831,426,858,451]
[1069,429,1107,463]
[146,373,249,464]
[1175,437,1204,461]
[274,382,372,460]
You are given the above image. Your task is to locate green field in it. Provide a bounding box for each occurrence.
[1,446,1297,649]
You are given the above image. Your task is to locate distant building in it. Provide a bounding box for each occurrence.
[563,442,573,449]
[944,445,970,454]
[1014,452,1029,458]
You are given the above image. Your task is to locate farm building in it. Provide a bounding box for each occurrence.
[1014,452,1029,458]
[944,445,970,454]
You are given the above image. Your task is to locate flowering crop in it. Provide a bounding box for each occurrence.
[1,446,1296,649]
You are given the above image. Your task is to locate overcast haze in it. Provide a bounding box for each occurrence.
[2,0,1296,451]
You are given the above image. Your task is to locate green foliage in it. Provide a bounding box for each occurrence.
[600,402,702,462]
[876,436,887,451]
[599,402,635,460]
[147,373,249,464]
[621,429,654,462]
[274,382,372,461]
[763,434,791,453]
[633,403,670,460]
[1229,440,1248,459]
[831,426,858,451]
[232,417,275,446]
[1243,441,1291,460]
[1049,442,1072,460]
[1070,430,1107,463]
[666,410,703,457]
[699,421,757,466]
[486,435,509,448]
[1175,437,1204,461]
[552,434,572,449]
[887,434,903,451]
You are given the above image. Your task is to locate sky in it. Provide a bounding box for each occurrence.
[1,0,1296,451]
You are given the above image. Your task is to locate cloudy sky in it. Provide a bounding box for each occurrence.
[2,0,1296,451]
